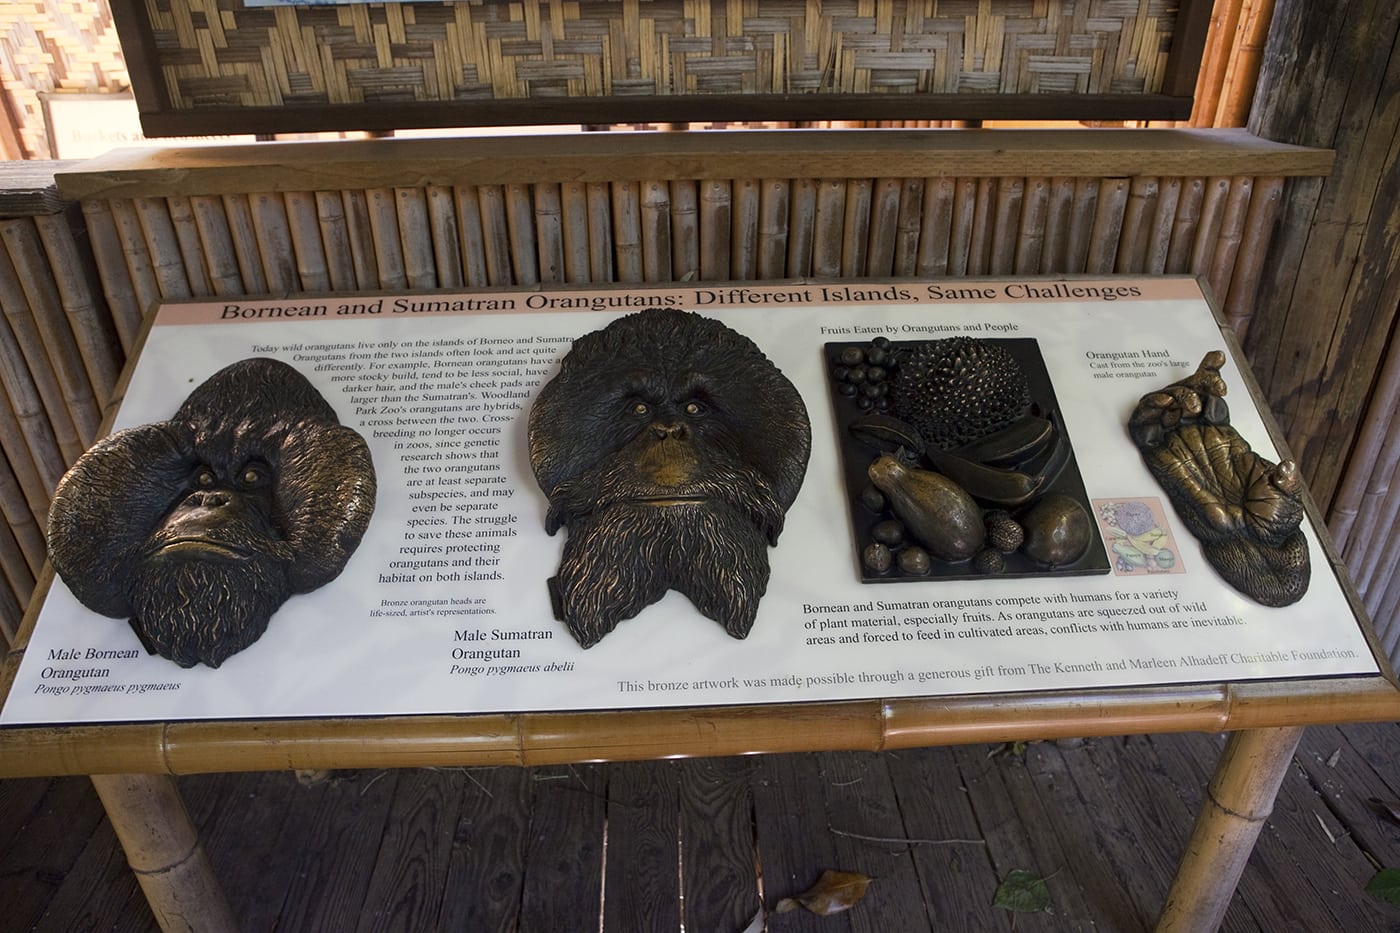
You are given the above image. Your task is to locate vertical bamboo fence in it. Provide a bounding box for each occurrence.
[0,164,124,648]
[7,128,1388,667]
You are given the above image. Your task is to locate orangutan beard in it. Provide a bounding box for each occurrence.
[550,498,773,648]
[128,554,292,668]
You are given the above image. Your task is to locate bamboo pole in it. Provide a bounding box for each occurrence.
[313,191,359,292]
[1222,176,1283,341]
[561,182,592,284]
[220,194,269,295]
[811,179,845,278]
[1189,176,1233,279]
[284,191,331,293]
[892,177,923,277]
[731,178,759,281]
[585,183,613,283]
[1354,451,1400,610]
[786,178,817,278]
[339,190,379,291]
[1165,177,1205,274]
[668,180,699,283]
[0,228,89,460]
[1145,177,1183,275]
[1188,0,1244,128]
[0,218,103,440]
[1115,176,1159,274]
[90,773,238,933]
[611,181,643,284]
[840,177,871,277]
[946,177,979,276]
[1217,0,1275,128]
[756,179,788,281]
[0,420,44,578]
[0,497,35,620]
[248,193,297,293]
[1085,177,1129,274]
[988,176,1023,275]
[1378,569,1400,660]
[1038,177,1077,273]
[365,188,407,291]
[162,197,211,298]
[966,177,995,276]
[636,181,669,284]
[1331,329,1400,553]
[1206,176,1253,307]
[451,186,489,289]
[133,198,193,300]
[1064,178,1100,273]
[915,176,955,277]
[0,561,20,649]
[79,200,144,353]
[1157,726,1305,931]
[865,177,902,278]
[1014,177,1048,275]
[31,211,123,403]
[504,183,538,286]
[476,185,512,287]
[699,179,731,282]
[533,183,565,285]
[190,196,245,296]
[424,186,462,289]
[0,340,61,525]
[395,187,438,289]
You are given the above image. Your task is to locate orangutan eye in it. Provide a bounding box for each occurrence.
[195,469,216,488]
[236,460,272,488]
[684,401,706,416]
[632,402,649,416]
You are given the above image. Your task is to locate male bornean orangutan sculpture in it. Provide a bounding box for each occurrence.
[48,358,376,668]
[528,309,811,648]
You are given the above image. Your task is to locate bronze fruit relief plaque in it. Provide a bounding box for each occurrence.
[825,336,1109,584]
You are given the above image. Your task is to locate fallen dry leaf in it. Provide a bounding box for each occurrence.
[775,870,872,916]
[1369,798,1400,827]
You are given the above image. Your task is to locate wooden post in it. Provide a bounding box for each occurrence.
[90,772,237,932]
[1156,725,1304,932]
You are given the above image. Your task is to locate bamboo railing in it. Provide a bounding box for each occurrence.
[1,127,1367,663]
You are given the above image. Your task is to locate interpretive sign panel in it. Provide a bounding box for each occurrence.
[1,278,1379,725]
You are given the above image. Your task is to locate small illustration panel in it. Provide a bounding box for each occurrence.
[826,336,1110,583]
[1094,497,1186,576]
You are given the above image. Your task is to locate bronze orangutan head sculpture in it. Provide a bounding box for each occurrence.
[48,357,376,668]
[528,309,811,647]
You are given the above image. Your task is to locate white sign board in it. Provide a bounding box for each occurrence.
[1,279,1378,725]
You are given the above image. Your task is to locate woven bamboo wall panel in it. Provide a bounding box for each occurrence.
[0,0,131,158]
[139,0,1181,109]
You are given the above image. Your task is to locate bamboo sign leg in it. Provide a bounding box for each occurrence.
[90,773,237,933]
[1156,726,1306,932]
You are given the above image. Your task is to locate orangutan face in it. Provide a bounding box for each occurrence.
[528,310,810,648]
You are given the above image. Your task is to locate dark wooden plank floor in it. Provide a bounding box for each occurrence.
[5,723,1400,932]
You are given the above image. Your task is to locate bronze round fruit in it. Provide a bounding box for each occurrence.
[1021,494,1092,566]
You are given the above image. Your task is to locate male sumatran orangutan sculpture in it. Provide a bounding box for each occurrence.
[48,358,376,668]
[1128,351,1309,606]
[529,309,811,648]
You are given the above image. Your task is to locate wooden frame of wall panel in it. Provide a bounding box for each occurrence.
[108,0,1214,138]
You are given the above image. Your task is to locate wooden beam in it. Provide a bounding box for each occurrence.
[56,129,1334,202]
